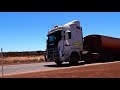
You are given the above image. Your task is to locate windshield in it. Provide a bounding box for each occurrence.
[47,31,62,43]
[49,36,55,42]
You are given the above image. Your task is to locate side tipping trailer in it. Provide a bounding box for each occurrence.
[83,34,120,63]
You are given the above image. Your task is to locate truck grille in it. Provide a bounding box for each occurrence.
[47,47,59,60]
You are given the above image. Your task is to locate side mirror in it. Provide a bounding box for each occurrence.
[65,30,71,39]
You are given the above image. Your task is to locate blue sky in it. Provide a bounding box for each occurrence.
[0,12,120,52]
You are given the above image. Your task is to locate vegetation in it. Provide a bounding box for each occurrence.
[3,58,45,65]
[1,50,45,57]
[0,50,45,65]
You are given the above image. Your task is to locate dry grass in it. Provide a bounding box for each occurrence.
[0,55,45,65]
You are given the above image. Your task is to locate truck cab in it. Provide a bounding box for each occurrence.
[46,20,83,65]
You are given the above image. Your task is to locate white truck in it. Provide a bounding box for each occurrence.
[45,20,120,65]
[46,20,84,65]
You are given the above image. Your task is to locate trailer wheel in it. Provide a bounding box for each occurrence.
[55,61,63,66]
[69,52,80,66]
[100,54,109,63]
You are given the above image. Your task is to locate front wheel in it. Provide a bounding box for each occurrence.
[55,61,63,66]
[69,53,80,66]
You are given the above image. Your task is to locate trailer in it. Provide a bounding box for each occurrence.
[83,35,120,63]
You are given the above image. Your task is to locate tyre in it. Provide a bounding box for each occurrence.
[69,52,80,66]
[84,52,93,64]
[55,61,63,66]
[44,52,47,62]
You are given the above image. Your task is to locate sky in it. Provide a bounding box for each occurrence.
[0,12,120,52]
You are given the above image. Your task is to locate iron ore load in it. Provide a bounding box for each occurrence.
[45,20,120,65]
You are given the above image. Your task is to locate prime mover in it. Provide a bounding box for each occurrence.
[45,20,120,65]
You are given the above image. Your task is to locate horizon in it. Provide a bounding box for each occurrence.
[2,50,45,53]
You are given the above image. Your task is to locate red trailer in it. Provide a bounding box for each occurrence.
[83,34,120,63]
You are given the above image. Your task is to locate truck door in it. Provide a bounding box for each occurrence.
[63,30,71,56]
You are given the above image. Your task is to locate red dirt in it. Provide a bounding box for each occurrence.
[3,61,120,78]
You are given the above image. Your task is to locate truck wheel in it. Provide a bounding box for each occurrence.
[69,53,79,66]
[84,52,92,64]
[100,55,109,63]
[44,52,47,61]
[55,61,63,66]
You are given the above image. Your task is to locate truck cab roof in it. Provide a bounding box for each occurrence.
[48,20,80,35]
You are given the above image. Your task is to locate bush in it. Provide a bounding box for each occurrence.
[13,60,20,63]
